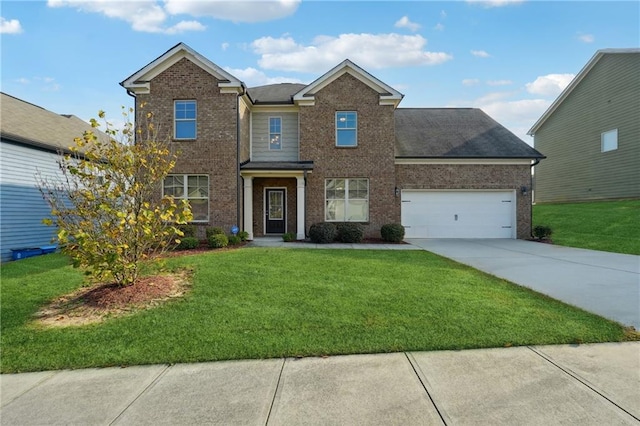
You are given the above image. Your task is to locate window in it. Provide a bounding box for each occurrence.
[601,129,618,152]
[163,174,209,222]
[174,100,196,139]
[269,117,282,150]
[336,111,357,147]
[325,178,369,222]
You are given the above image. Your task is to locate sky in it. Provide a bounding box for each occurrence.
[1,1,638,146]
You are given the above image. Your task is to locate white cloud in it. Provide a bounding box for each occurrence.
[471,50,491,58]
[225,67,305,86]
[16,77,30,84]
[462,78,480,86]
[466,0,524,8]
[221,42,230,51]
[577,33,595,43]
[487,79,512,86]
[395,16,421,32]
[48,0,297,33]
[164,0,300,23]
[440,10,447,19]
[252,33,452,73]
[0,17,23,34]
[433,23,445,31]
[525,73,574,96]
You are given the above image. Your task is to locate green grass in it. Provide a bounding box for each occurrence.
[1,249,630,373]
[533,199,640,255]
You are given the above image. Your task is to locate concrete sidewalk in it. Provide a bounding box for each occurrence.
[408,239,640,329]
[2,343,639,425]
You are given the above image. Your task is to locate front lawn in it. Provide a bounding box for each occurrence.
[533,199,640,255]
[1,249,630,373]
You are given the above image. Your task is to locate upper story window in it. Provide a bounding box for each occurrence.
[269,117,282,150]
[163,174,209,222]
[174,100,197,140]
[325,178,369,222]
[601,129,618,152]
[336,111,357,147]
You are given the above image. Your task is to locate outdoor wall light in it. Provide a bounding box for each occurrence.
[395,186,400,197]
[520,186,528,196]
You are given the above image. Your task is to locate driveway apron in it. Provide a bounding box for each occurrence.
[408,239,640,329]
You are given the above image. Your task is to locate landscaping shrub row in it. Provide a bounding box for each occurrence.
[307,222,405,244]
[174,225,249,250]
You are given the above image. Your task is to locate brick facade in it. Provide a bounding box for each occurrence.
[395,164,533,239]
[138,58,240,238]
[299,74,399,238]
[125,45,536,240]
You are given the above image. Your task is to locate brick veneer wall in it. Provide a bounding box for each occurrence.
[395,163,533,239]
[299,73,399,238]
[136,58,239,238]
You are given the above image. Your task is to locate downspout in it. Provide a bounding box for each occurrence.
[529,158,541,238]
[303,169,308,239]
[236,85,246,231]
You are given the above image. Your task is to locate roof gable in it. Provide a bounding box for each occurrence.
[528,48,640,135]
[120,42,244,95]
[396,108,544,159]
[293,59,403,107]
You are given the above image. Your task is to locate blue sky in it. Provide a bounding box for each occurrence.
[1,1,638,145]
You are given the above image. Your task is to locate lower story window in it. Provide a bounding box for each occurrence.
[325,178,369,222]
[163,174,209,222]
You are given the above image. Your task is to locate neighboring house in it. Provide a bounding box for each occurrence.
[0,93,98,262]
[121,43,543,240]
[528,48,640,203]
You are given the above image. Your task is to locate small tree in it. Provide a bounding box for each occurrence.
[38,106,192,286]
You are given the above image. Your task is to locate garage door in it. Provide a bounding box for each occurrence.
[401,191,515,238]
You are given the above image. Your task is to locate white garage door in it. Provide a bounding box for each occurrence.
[401,191,515,239]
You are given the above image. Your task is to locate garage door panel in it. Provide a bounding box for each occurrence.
[401,191,515,239]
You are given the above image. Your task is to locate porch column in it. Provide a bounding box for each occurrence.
[243,176,254,240]
[296,175,305,240]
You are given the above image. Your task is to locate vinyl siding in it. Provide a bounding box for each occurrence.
[534,53,640,203]
[0,141,60,262]
[251,112,299,161]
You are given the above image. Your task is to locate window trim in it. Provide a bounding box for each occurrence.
[324,178,369,222]
[269,116,282,151]
[163,174,209,223]
[335,111,357,147]
[601,128,618,152]
[174,100,197,140]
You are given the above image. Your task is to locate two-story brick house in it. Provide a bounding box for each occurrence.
[121,43,543,240]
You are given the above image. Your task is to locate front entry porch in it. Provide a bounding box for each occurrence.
[240,162,313,240]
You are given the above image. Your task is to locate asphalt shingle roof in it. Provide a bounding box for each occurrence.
[1,92,100,152]
[247,83,307,104]
[395,108,544,159]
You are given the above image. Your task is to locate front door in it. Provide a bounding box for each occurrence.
[265,189,286,234]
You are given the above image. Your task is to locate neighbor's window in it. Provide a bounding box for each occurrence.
[269,117,282,150]
[336,111,357,147]
[601,129,618,152]
[174,100,197,139]
[163,174,209,222]
[325,178,369,222]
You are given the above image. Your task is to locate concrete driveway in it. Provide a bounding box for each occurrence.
[408,239,640,329]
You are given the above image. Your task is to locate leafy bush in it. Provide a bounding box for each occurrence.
[238,230,249,241]
[336,222,364,243]
[176,236,199,250]
[533,225,553,240]
[208,233,229,249]
[381,223,405,243]
[206,227,225,239]
[309,222,337,244]
[177,224,196,238]
[228,235,242,245]
[282,232,296,242]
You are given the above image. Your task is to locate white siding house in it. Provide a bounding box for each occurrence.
[0,93,98,262]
